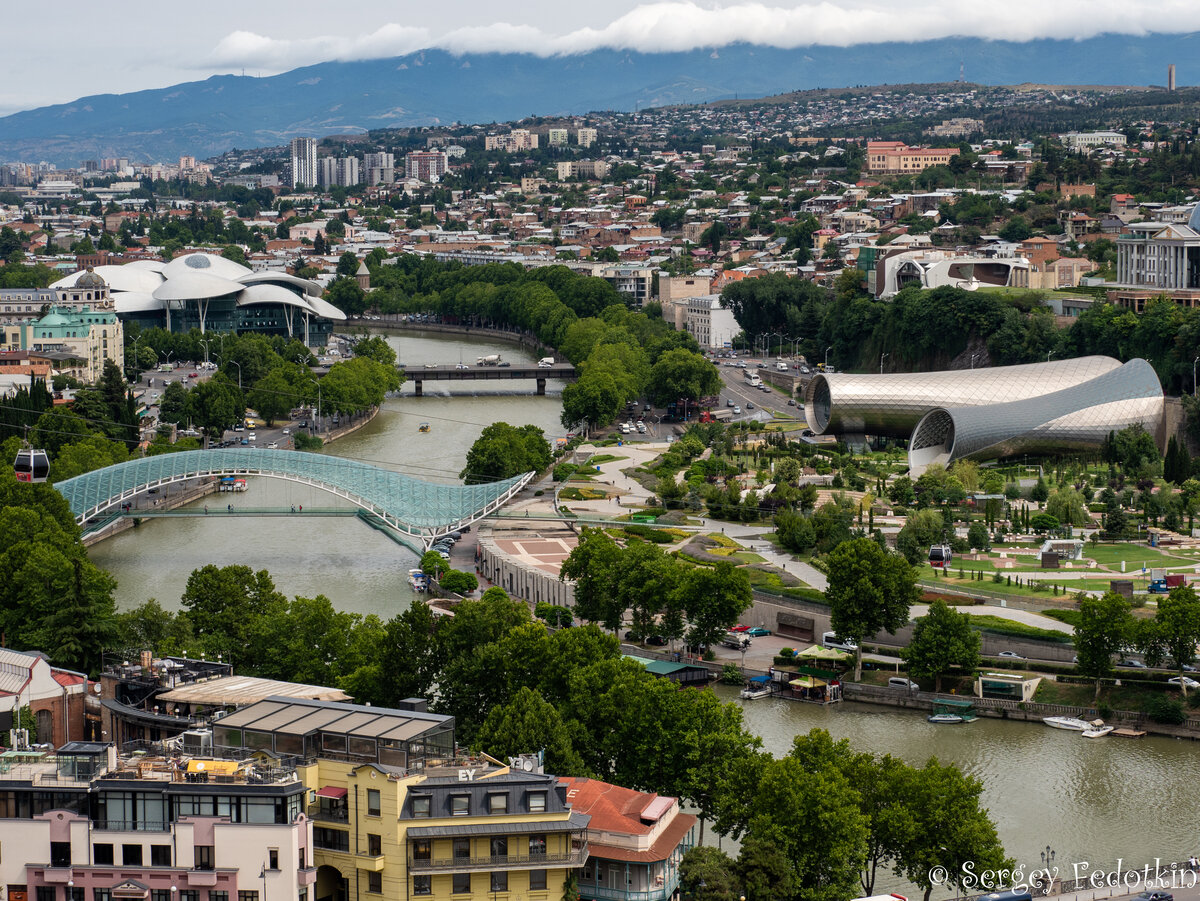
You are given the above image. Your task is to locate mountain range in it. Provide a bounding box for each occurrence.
[1,33,1196,166]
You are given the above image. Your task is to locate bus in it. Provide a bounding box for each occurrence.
[928,544,953,569]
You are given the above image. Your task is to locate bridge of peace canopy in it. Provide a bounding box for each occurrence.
[54,448,532,550]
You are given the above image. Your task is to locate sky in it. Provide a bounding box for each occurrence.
[3,0,1200,116]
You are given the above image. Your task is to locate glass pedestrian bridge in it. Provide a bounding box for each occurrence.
[55,448,532,548]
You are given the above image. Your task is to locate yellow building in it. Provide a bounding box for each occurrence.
[213,697,589,901]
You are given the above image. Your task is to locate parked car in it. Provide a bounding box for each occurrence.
[1133,892,1174,901]
[746,627,771,637]
[646,635,667,646]
[730,625,750,632]
[746,402,755,409]
[733,405,741,414]
[1167,676,1200,689]
[189,371,199,378]
[997,651,1024,660]
[266,442,279,449]
[1118,658,1148,668]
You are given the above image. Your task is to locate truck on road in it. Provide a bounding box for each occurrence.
[699,409,734,423]
[477,354,502,366]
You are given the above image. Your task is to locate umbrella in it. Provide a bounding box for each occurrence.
[795,644,851,661]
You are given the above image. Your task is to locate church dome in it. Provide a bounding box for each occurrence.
[74,268,106,289]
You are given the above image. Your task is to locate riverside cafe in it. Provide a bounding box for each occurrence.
[769,645,849,704]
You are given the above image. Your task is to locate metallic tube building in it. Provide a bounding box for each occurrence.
[804,356,1124,437]
[908,358,1163,474]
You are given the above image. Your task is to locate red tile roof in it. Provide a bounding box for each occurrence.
[51,671,86,687]
[560,777,696,863]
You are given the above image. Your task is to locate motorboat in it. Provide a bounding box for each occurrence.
[408,569,429,592]
[740,686,773,700]
[419,422,431,432]
[1043,716,1092,731]
[928,713,965,724]
[1082,725,1114,738]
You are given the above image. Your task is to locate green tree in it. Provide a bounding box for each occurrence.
[1030,474,1050,503]
[439,570,479,595]
[353,336,397,368]
[775,509,817,553]
[826,538,917,680]
[647,349,721,406]
[680,847,742,901]
[896,508,947,565]
[179,565,287,671]
[679,562,753,651]
[966,520,990,552]
[475,686,588,776]
[461,422,552,482]
[1145,586,1200,693]
[1046,487,1089,527]
[337,251,360,277]
[1074,591,1133,700]
[902,601,981,692]
[185,373,243,436]
[559,528,624,630]
[561,369,624,430]
[221,244,248,266]
[246,368,301,426]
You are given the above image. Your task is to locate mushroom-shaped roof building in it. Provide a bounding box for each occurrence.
[52,252,344,346]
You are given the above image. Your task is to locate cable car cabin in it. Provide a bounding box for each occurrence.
[928,544,953,569]
[14,448,50,483]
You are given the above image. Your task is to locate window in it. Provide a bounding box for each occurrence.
[152,891,171,901]
[367,834,381,857]
[50,841,71,867]
[366,873,381,894]
[450,795,469,816]
[487,793,508,814]
[527,791,546,812]
[490,837,507,859]
[94,891,112,901]
[238,893,259,901]
[209,893,228,901]
[299,848,306,870]
[94,843,114,865]
[194,844,215,869]
[452,838,470,859]
[68,890,84,901]
[37,888,55,901]
[181,893,199,901]
[411,796,431,818]
[529,835,547,856]
[122,844,143,866]
[491,872,508,893]
[366,789,380,817]
[268,849,279,870]
[530,870,547,891]
[314,827,350,853]
[413,876,431,896]
[413,839,431,860]
[452,874,471,895]
[298,891,307,901]
[151,844,171,866]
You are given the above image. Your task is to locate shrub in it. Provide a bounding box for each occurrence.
[294,433,323,451]
[779,647,795,658]
[720,664,743,685]
[1146,695,1187,725]
[439,570,478,595]
[1096,703,1113,720]
[1188,693,1200,709]
[553,463,578,482]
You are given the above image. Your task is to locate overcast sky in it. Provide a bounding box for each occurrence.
[3,0,1199,116]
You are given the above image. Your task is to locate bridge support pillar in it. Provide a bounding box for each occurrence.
[414,379,423,397]
[536,378,546,396]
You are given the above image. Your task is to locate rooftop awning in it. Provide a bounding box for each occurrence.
[315,786,349,799]
[186,759,240,775]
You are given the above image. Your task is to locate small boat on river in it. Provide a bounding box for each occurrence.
[740,685,773,700]
[1043,716,1092,731]
[418,422,430,432]
[408,569,429,592]
[1082,724,1114,738]
[928,713,966,724]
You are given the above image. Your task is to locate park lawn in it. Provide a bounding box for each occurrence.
[742,567,811,592]
[559,486,609,501]
[965,613,1073,643]
[588,454,627,465]
[731,551,767,564]
[921,575,1078,602]
[1083,543,1190,569]
[706,532,742,548]
[1033,679,1172,711]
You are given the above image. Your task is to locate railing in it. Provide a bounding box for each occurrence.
[583,885,676,901]
[408,847,588,873]
[93,819,170,832]
[307,803,350,823]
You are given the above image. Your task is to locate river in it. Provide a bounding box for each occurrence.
[713,684,1200,893]
[88,331,1199,885]
[88,330,567,618]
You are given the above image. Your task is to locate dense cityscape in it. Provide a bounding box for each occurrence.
[3,15,1200,901]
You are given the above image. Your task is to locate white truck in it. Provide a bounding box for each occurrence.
[477,354,502,366]
[538,357,555,368]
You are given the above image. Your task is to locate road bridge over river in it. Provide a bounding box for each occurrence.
[401,362,576,395]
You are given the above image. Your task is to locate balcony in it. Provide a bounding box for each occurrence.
[307,803,350,823]
[408,845,587,875]
[581,874,680,901]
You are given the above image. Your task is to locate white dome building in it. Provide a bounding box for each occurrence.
[50,253,345,346]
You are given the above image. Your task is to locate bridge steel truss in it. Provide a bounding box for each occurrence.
[55,448,532,550]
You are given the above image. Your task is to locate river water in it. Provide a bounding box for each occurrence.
[89,331,1200,884]
[713,684,1200,892]
[88,330,566,618]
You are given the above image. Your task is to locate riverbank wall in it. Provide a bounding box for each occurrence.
[370,318,552,360]
[81,480,220,547]
[842,682,1200,740]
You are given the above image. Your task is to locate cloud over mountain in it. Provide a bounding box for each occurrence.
[207,0,1200,72]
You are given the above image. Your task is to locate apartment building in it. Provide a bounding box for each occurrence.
[484,131,539,152]
[289,138,318,189]
[556,161,609,181]
[866,141,959,174]
[1062,131,1127,151]
[547,129,568,147]
[576,129,598,148]
[0,740,314,901]
[23,305,123,382]
[684,294,738,348]
[405,151,449,183]
[363,153,395,186]
[209,697,589,901]
[318,158,360,188]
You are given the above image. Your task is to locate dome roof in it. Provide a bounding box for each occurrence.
[1189,203,1200,232]
[74,268,106,289]
[160,252,252,282]
[38,310,70,326]
[153,271,246,301]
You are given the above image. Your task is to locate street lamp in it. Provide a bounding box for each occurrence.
[970,353,978,370]
[824,345,833,369]
[308,378,322,430]
[880,352,889,374]
[1046,350,1055,362]
[1193,355,1199,397]
[224,359,242,391]
[199,338,210,367]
